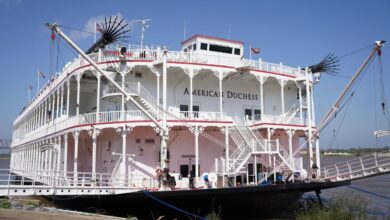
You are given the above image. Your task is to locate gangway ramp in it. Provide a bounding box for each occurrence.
[321,151,390,181]
[0,169,148,196]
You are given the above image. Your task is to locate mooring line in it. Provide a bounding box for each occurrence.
[142,190,207,220]
[346,185,390,201]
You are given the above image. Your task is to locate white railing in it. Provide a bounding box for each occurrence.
[245,114,306,126]
[178,111,225,121]
[15,44,307,130]
[321,151,390,181]
[0,168,159,190]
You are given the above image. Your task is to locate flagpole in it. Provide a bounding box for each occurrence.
[37,70,40,94]
[94,21,96,43]
[249,45,252,60]
[28,87,31,101]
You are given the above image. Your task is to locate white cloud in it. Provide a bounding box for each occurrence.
[68,13,136,42]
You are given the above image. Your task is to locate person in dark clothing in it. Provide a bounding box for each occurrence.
[189,170,195,188]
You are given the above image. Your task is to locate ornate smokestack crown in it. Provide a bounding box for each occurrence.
[86,16,131,54]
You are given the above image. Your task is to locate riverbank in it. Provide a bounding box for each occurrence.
[0,197,130,220]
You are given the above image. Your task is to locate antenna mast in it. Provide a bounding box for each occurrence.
[136,19,151,51]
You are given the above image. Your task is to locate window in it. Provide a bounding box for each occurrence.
[192,105,199,118]
[234,48,241,55]
[180,104,189,118]
[180,165,189,177]
[245,108,252,119]
[145,139,155,144]
[184,48,187,52]
[254,109,261,120]
[200,43,208,50]
[135,72,142,78]
[193,43,197,51]
[209,44,233,54]
[180,105,199,118]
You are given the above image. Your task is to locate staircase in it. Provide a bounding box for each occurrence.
[220,118,294,176]
[280,102,300,124]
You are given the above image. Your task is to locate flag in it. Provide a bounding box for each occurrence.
[251,47,260,54]
[28,85,33,90]
[96,23,103,33]
[38,70,45,79]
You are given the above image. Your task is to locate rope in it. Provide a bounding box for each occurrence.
[339,44,374,59]
[328,92,354,148]
[141,190,207,220]
[346,185,390,201]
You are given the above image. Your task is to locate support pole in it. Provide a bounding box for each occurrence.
[73,131,79,184]
[76,74,81,117]
[64,134,68,176]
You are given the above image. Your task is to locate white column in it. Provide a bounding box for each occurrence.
[60,86,64,116]
[73,131,79,184]
[162,49,167,128]
[122,129,127,177]
[267,128,272,166]
[117,126,132,184]
[89,128,101,179]
[254,155,258,184]
[76,74,81,116]
[44,148,48,174]
[260,80,264,117]
[51,94,55,121]
[189,73,193,120]
[121,72,125,121]
[63,133,68,175]
[311,85,320,170]
[287,129,294,168]
[280,81,285,115]
[315,138,320,171]
[56,136,62,174]
[56,90,60,118]
[37,145,41,172]
[224,126,230,171]
[157,73,160,119]
[96,73,101,122]
[37,106,41,127]
[44,99,47,123]
[305,71,313,168]
[48,143,52,174]
[311,85,316,126]
[66,80,70,117]
[298,85,303,124]
[219,75,223,119]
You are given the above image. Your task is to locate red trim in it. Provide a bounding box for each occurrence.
[168,61,234,69]
[13,120,233,147]
[250,122,316,129]
[251,69,297,79]
[181,34,244,46]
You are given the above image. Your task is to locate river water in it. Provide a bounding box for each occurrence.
[311,155,390,217]
[0,156,389,217]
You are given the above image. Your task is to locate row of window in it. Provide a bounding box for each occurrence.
[184,42,241,55]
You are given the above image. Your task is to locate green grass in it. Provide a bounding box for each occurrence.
[297,194,385,220]
[0,198,11,209]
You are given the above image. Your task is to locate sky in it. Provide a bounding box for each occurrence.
[0,0,389,149]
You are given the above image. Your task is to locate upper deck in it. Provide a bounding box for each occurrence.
[12,34,314,148]
[15,43,308,124]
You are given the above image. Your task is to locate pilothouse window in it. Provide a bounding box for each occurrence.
[234,48,241,55]
[200,43,208,50]
[209,44,232,54]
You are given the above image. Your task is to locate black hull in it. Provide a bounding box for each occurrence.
[47,181,350,219]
